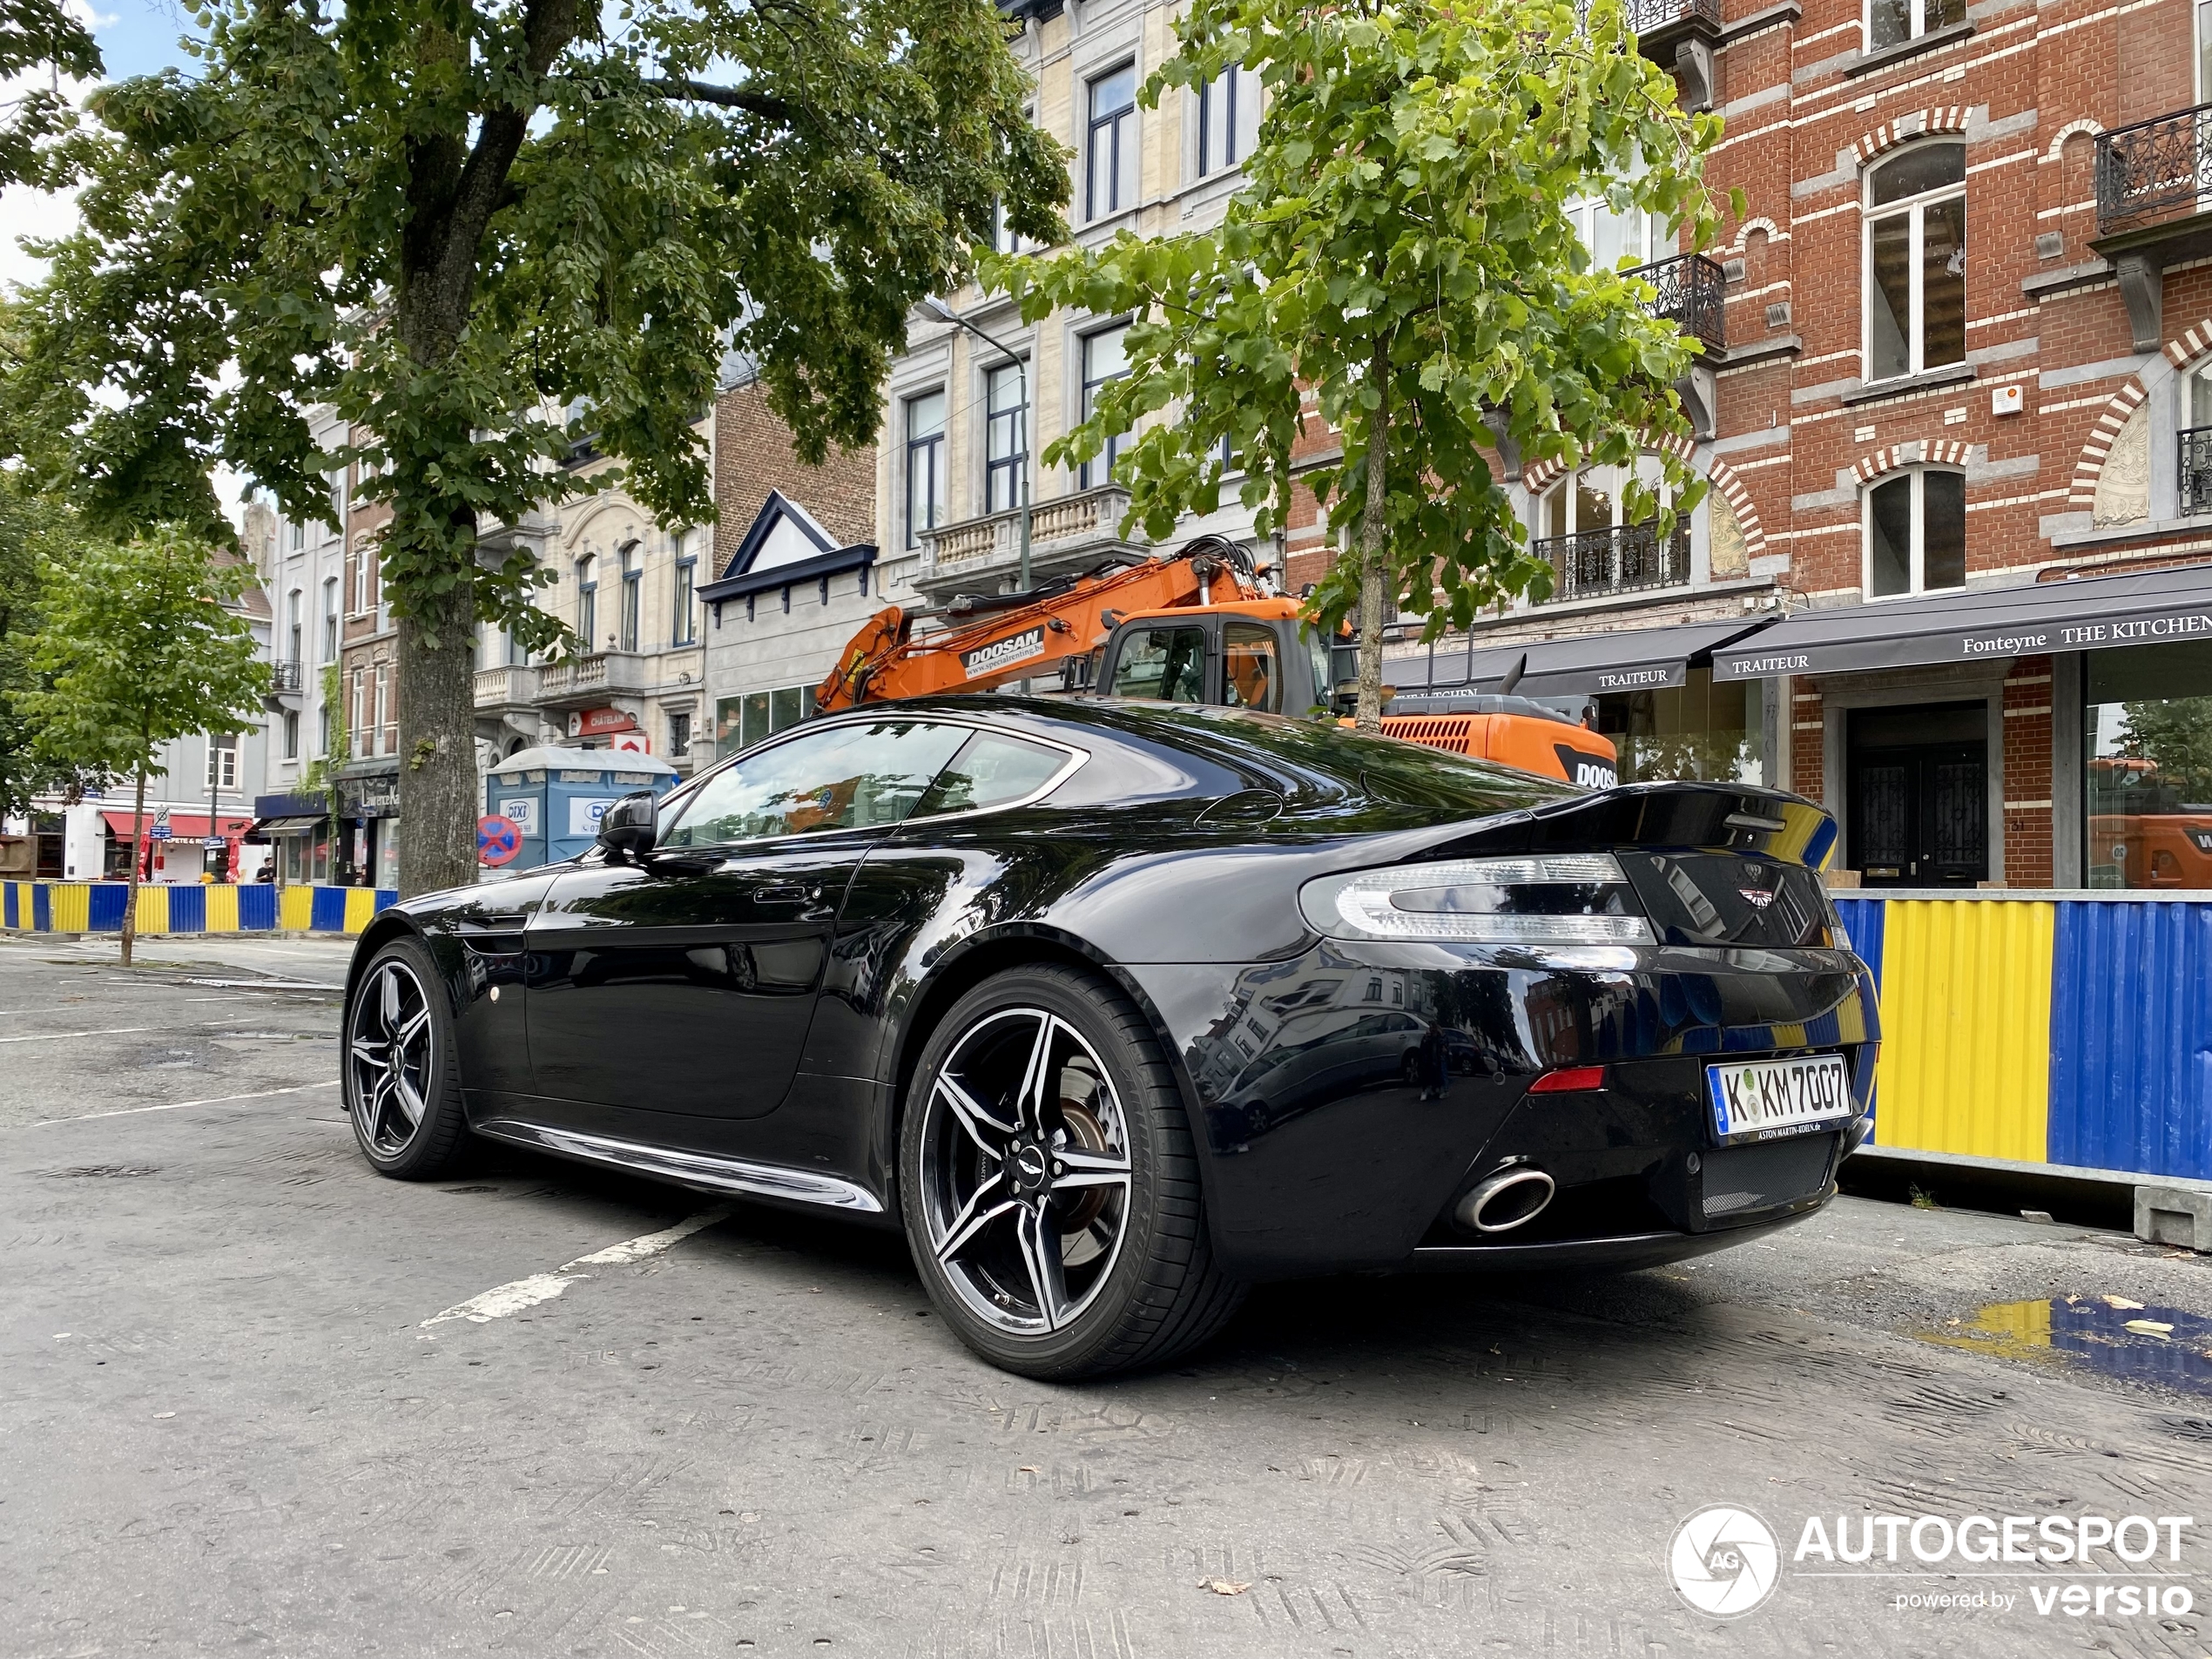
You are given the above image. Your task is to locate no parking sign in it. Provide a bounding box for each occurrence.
[477,814,522,867]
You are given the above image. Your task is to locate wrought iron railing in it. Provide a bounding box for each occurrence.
[1622,0,1722,35]
[1627,252,1726,350]
[1531,523,1691,604]
[2096,101,2212,233]
[268,659,303,695]
[2180,425,2212,516]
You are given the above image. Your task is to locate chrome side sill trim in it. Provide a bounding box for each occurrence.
[474,1118,884,1213]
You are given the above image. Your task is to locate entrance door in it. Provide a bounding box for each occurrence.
[1847,702,1988,887]
[524,717,972,1120]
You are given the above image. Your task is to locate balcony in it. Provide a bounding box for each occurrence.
[1629,252,1725,352]
[1624,0,1721,111]
[912,482,1145,603]
[261,658,304,713]
[535,651,651,709]
[2093,102,2212,350]
[2181,426,2212,517]
[473,664,542,711]
[1531,523,1691,605]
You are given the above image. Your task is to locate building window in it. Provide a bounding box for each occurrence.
[1568,190,1666,272]
[327,468,346,536]
[617,542,641,652]
[1865,469,1966,597]
[286,588,302,664]
[713,684,815,759]
[374,663,395,756]
[1079,324,1130,489]
[985,361,1028,515]
[348,668,366,759]
[2083,640,2212,889]
[316,703,330,759]
[668,709,691,759]
[1086,64,1138,220]
[1865,142,1965,383]
[672,543,696,644]
[1197,65,1258,178]
[577,554,597,647]
[321,577,339,661]
[288,518,305,552]
[1533,460,1693,599]
[904,389,948,548]
[206,733,238,791]
[282,708,300,760]
[1868,0,1966,52]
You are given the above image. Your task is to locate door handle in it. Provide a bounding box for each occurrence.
[754,883,820,908]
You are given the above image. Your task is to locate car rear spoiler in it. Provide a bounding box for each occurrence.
[1421,781,1840,872]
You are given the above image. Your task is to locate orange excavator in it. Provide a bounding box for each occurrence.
[815,536,1619,787]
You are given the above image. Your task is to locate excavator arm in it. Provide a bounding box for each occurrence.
[814,541,1263,712]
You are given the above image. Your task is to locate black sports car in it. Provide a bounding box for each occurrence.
[342,697,1878,1378]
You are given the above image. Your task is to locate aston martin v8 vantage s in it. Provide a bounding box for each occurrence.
[342,697,1879,1379]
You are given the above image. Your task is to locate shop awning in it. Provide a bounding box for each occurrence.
[1383,616,1775,700]
[252,814,330,835]
[1710,563,2212,681]
[101,811,253,840]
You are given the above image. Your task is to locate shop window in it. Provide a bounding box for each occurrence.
[1865,468,1966,597]
[1593,668,1765,786]
[1078,324,1130,489]
[1197,65,1258,178]
[2084,641,2212,889]
[1086,64,1138,220]
[984,361,1028,515]
[904,389,947,547]
[1865,142,1965,383]
[1868,0,1965,51]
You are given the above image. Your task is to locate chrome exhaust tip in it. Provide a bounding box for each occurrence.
[1455,1164,1556,1234]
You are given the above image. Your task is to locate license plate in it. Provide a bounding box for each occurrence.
[1705,1054,1852,1144]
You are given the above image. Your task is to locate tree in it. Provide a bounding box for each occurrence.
[18,526,270,965]
[0,0,99,187]
[987,0,1731,727]
[4,0,1067,894]
[0,475,111,818]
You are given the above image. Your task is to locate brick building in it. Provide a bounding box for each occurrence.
[1373,0,2212,894]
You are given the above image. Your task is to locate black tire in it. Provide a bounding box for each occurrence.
[899,963,1245,1379]
[343,935,470,1181]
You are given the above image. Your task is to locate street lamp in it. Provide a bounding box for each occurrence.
[921,297,1032,593]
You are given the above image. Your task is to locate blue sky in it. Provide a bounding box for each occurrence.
[91,0,203,81]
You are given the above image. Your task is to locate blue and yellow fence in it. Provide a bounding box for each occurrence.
[2,881,395,936]
[1836,893,2212,1183]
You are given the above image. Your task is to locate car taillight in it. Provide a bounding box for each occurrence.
[1297,854,1652,944]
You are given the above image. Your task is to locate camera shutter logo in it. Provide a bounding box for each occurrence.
[1669,1506,1780,1616]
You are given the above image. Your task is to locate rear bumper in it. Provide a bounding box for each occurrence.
[1122,939,1879,1280]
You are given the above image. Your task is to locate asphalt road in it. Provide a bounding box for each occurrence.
[3,933,2209,1658]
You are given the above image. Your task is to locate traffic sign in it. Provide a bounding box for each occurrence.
[149,822,172,840]
[203,836,226,850]
[477,814,522,867]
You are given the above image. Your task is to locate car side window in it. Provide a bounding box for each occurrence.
[1220,622,1281,712]
[913,732,1071,818]
[1110,624,1207,702]
[658,720,970,847]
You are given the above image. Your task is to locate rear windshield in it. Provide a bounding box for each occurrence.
[1618,853,1838,948]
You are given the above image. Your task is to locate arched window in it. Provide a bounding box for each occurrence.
[1865,142,1965,383]
[577,554,597,646]
[1534,458,1691,600]
[1865,468,1966,597]
[618,541,642,652]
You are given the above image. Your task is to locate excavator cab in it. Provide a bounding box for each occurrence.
[1087,597,1334,716]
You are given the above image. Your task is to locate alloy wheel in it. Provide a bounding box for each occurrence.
[916,1007,1133,1335]
[349,958,435,1157]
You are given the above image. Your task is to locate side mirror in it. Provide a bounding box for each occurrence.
[596,790,658,860]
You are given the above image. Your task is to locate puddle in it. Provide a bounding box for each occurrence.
[1921,1297,2212,1397]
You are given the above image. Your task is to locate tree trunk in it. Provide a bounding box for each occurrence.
[1353,333,1391,733]
[396,576,478,897]
[121,760,146,968]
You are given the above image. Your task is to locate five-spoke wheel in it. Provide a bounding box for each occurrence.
[344,937,468,1178]
[900,966,1244,1378]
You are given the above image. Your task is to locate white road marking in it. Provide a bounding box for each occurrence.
[0,1025,158,1044]
[27,1079,341,1127]
[420,1207,734,1329]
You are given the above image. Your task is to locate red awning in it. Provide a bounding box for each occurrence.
[101,811,254,840]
